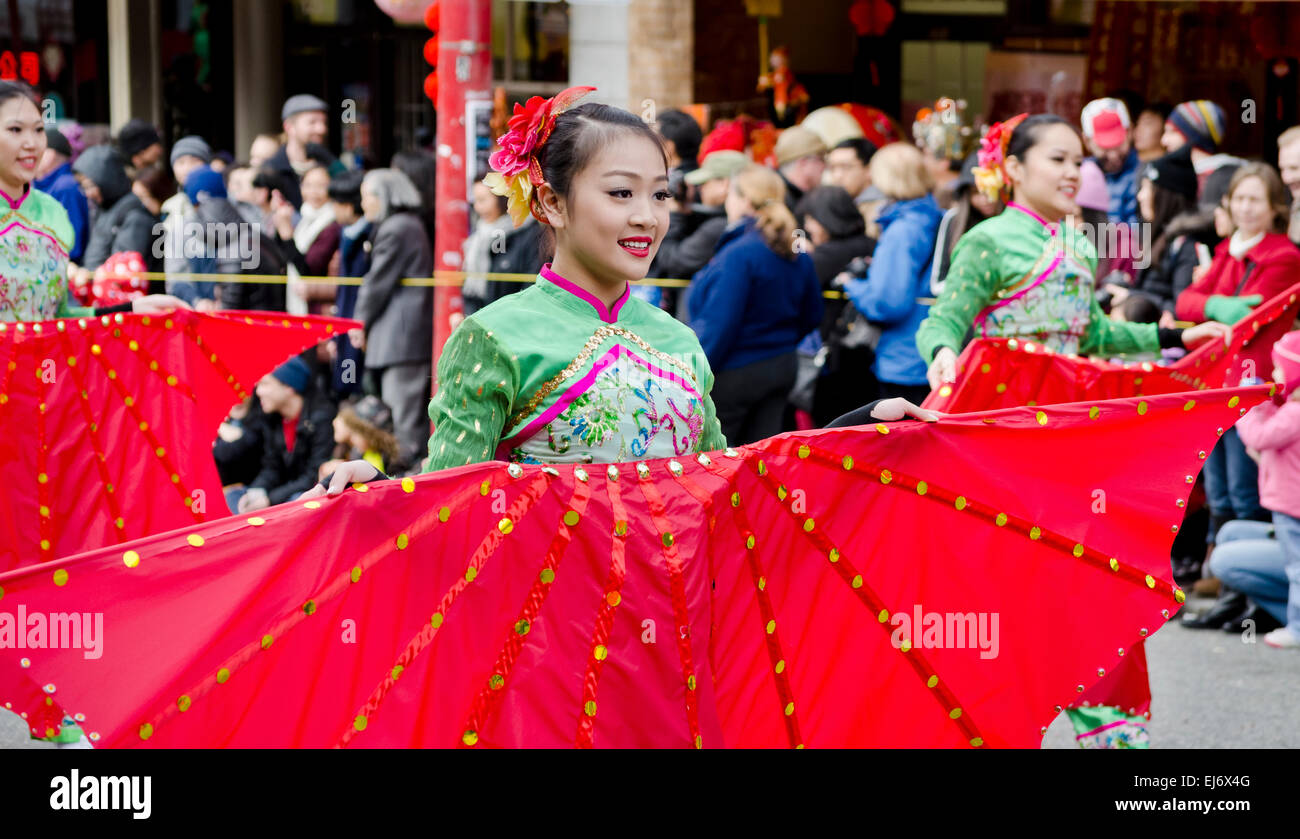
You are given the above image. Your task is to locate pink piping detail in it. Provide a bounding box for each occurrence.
[0,219,69,259]
[1007,201,1052,228]
[973,252,1063,338]
[539,263,629,323]
[0,184,29,211]
[495,343,702,459]
[1074,717,1146,740]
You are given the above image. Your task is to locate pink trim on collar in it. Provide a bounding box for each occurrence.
[539,263,629,324]
[0,184,30,211]
[1007,201,1053,228]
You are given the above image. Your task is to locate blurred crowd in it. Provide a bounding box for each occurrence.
[43,93,437,508]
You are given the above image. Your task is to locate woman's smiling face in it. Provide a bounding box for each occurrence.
[0,95,45,194]
[1005,123,1084,223]
[542,132,670,286]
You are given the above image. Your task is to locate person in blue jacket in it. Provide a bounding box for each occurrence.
[688,164,822,445]
[838,142,943,404]
[34,126,89,263]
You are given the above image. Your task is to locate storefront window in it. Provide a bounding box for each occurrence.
[493,0,570,98]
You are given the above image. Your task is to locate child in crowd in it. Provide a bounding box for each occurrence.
[1208,331,1300,649]
[318,395,399,481]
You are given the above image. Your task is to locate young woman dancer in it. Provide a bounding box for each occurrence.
[917,113,1228,392]
[0,80,184,323]
[915,113,1232,748]
[314,87,934,493]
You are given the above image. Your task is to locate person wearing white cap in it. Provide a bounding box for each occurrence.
[1081,97,1141,226]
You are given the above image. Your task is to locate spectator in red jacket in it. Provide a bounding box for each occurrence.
[1176,163,1300,325]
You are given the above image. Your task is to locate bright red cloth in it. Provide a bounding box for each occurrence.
[0,310,359,569]
[0,387,1265,747]
[1175,232,1300,323]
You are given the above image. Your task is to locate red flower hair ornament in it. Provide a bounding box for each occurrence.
[972,112,1028,203]
[484,85,597,226]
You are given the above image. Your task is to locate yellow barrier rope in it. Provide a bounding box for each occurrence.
[120,270,934,302]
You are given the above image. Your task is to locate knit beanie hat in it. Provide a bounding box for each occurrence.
[116,119,161,158]
[1144,145,1198,201]
[1076,159,1109,212]
[1166,101,1226,154]
[184,166,227,205]
[170,135,212,167]
[1273,330,1300,398]
[270,357,311,395]
[1199,162,1242,212]
[45,126,72,158]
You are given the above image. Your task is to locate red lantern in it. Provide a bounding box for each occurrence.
[424,0,439,33]
[423,36,439,66]
[423,70,439,103]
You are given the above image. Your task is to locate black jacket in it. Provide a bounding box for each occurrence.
[810,234,875,340]
[82,193,160,272]
[1134,210,1219,314]
[201,197,288,312]
[655,206,727,281]
[213,400,269,487]
[265,143,343,211]
[249,392,337,505]
[478,217,546,310]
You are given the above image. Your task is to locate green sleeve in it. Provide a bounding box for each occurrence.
[58,302,94,318]
[699,370,728,452]
[915,230,1002,364]
[1078,293,1160,357]
[55,289,93,319]
[423,317,521,473]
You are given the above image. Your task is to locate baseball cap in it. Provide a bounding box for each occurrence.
[685,150,750,185]
[774,126,828,168]
[1081,98,1131,150]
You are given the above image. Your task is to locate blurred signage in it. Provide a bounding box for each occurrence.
[0,51,40,85]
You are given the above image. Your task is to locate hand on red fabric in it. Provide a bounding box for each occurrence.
[348,327,366,350]
[1181,320,1231,350]
[927,346,958,390]
[870,397,942,422]
[131,294,192,314]
[238,487,269,512]
[300,460,384,500]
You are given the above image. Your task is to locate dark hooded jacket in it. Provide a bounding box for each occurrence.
[74,146,149,270]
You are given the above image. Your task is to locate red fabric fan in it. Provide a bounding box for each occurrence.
[0,310,358,569]
[924,282,1300,414]
[0,386,1264,748]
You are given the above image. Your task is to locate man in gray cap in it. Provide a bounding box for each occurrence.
[266,94,341,210]
[160,135,214,286]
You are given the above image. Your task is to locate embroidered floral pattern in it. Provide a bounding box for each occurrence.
[979,247,1094,354]
[509,347,705,464]
[0,221,70,322]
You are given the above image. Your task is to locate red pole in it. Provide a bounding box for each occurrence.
[430,0,492,391]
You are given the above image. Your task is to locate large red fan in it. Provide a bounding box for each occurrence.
[0,386,1265,748]
[924,281,1300,413]
[0,310,358,569]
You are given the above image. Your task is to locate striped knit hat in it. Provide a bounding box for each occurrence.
[1166,100,1226,153]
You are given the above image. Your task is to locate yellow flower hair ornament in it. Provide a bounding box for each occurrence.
[485,85,596,226]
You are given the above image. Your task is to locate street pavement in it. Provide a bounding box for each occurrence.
[2,593,1295,749]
